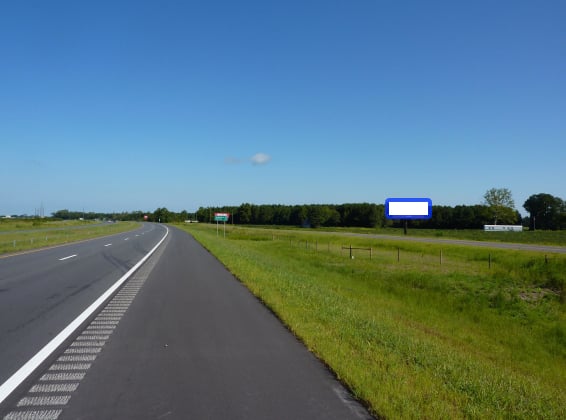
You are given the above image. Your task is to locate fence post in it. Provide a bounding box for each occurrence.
[370,247,372,260]
[545,255,548,264]
[397,247,400,262]
[488,253,491,269]
[350,244,353,259]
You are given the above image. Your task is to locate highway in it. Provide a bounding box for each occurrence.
[0,223,168,413]
[0,226,372,419]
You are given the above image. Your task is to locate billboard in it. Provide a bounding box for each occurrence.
[385,198,432,220]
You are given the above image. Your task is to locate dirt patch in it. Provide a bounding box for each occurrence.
[519,289,558,302]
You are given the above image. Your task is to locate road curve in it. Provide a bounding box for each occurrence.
[0,223,167,403]
[2,226,372,419]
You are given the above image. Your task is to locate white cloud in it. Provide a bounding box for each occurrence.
[250,153,271,165]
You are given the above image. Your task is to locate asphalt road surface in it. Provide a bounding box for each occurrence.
[0,224,167,410]
[1,226,372,419]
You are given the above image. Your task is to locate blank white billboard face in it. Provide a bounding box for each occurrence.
[385,198,432,220]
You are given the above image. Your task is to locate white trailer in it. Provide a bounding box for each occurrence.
[484,225,523,232]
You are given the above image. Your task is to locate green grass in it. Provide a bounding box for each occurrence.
[0,218,93,232]
[0,220,140,255]
[178,223,566,419]
[251,225,566,246]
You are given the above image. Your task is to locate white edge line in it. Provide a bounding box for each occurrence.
[0,225,169,404]
[58,255,77,261]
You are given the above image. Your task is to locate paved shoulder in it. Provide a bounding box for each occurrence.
[59,226,372,419]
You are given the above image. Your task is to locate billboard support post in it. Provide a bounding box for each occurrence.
[385,198,432,236]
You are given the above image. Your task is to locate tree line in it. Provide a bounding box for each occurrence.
[51,209,147,222]
[195,203,521,229]
[51,192,566,230]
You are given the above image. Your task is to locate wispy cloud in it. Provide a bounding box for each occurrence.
[225,153,272,166]
[24,159,45,168]
[250,153,271,165]
[224,157,243,165]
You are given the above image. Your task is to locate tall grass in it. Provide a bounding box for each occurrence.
[180,224,565,419]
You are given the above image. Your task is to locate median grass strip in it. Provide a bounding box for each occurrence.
[0,221,140,255]
[180,224,565,419]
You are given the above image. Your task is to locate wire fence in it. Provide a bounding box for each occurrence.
[263,232,560,270]
[0,232,89,253]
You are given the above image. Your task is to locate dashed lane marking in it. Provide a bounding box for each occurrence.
[2,227,169,420]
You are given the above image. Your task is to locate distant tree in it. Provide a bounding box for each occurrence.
[306,206,324,228]
[308,205,342,228]
[258,205,275,225]
[453,205,474,229]
[52,209,71,220]
[325,207,341,226]
[291,205,309,226]
[337,203,379,227]
[560,199,566,230]
[238,203,252,224]
[251,205,261,224]
[153,207,171,223]
[523,193,564,230]
[430,206,454,229]
[195,207,207,222]
[273,205,292,225]
[483,187,516,225]
[514,210,522,225]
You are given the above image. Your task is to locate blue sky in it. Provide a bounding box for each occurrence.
[1,1,564,216]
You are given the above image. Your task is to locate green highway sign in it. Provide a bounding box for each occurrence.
[214,212,230,222]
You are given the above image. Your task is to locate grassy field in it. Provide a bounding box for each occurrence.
[0,219,92,232]
[179,223,565,419]
[256,225,566,246]
[0,219,140,255]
